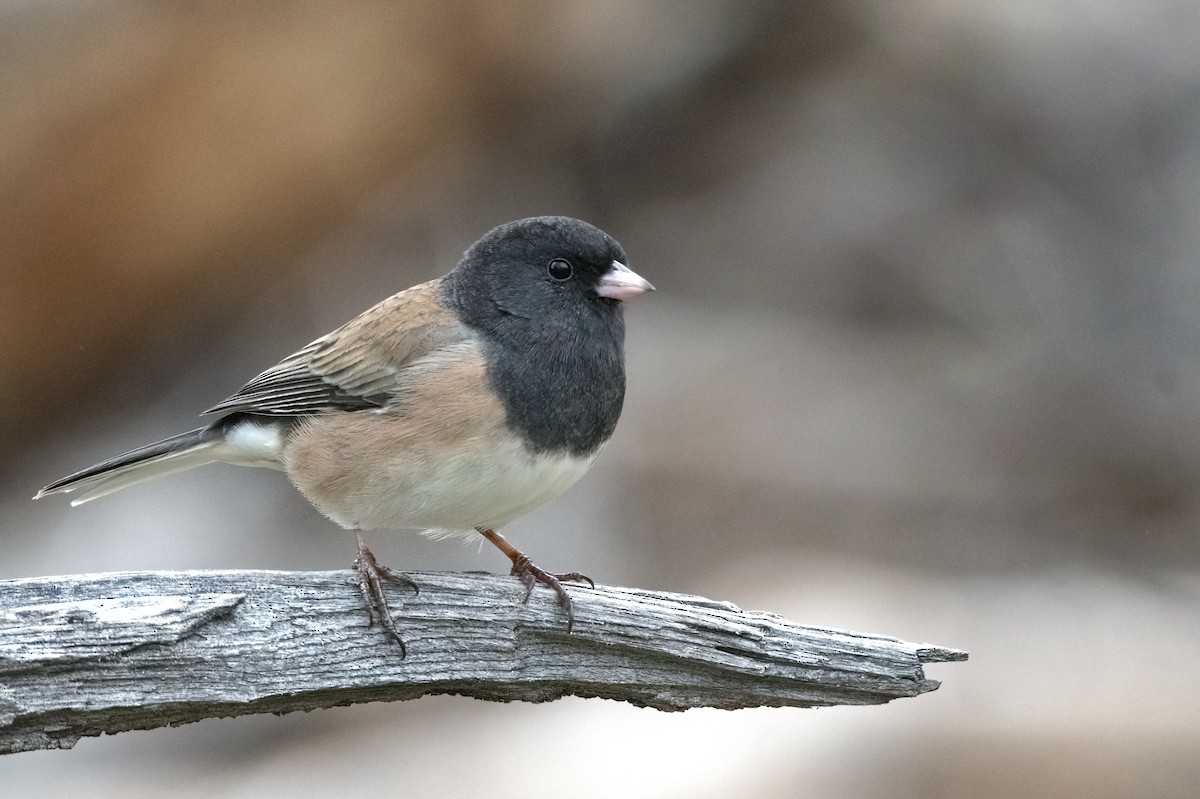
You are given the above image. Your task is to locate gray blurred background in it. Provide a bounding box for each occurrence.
[3,1,1200,796]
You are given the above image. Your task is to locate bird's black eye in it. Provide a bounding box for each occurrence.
[547,258,574,281]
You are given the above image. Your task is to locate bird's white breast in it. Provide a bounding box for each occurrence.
[317,431,600,536]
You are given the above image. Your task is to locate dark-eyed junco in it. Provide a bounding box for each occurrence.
[36,216,653,655]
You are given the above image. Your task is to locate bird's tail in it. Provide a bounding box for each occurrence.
[35,427,225,506]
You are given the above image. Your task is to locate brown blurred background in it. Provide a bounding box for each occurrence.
[4,1,1200,796]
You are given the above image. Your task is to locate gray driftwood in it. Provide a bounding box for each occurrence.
[0,569,966,754]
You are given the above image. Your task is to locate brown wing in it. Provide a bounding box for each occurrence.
[203,279,470,418]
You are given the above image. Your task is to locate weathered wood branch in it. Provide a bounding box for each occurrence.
[0,569,966,754]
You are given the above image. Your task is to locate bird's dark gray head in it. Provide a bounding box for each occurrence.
[446,216,635,336]
[443,216,652,456]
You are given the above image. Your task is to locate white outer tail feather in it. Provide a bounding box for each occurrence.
[37,420,287,506]
[54,441,222,506]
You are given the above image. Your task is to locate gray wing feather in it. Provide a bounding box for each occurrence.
[203,282,468,418]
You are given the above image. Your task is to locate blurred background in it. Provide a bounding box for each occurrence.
[3,1,1200,796]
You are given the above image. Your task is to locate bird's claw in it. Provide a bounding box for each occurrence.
[509,553,593,632]
[353,538,418,656]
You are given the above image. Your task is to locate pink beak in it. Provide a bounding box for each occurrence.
[596,260,655,300]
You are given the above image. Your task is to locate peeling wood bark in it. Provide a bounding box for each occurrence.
[0,570,966,754]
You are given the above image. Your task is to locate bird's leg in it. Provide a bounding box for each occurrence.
[352,529,419,656]
[476,527,594,632]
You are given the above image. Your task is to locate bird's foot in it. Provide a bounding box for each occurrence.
[353,531,418,656]
[509,553,594,633]
[476,527,593,632]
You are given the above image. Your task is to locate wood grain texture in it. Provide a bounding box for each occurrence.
[0,570,966,754]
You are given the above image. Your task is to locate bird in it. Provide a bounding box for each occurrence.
[35,216,654,656]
